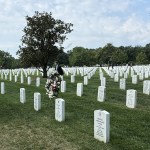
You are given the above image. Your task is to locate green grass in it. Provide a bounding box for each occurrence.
[0,69,150,150]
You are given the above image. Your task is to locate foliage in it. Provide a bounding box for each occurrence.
[57,51,69,66]
[136,52,148,64]
[68,47,97,66]
[0,50,20,69]
[17,11,73,77]
[97,43,116,64]
[112,48,128,65]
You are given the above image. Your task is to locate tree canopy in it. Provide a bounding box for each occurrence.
[17,11,73,77]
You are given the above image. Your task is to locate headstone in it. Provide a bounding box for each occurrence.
[145,71,149,78]
[84,76,88,85]
[132,75,138,84]
[71,75,75,83]
[9,71,12,81]
[1,82,5,94]
[76,83,83,96]
[124,72,128,79]
[114,74,119,82]
[1,73,3,80]
[36,77,40,87]
[119,71,123,77]
[28,76,31,85]
[99,72,103,80]
[139,73,144,80]
[21,74,24,83]
[94,109,110,143]
[143,80,150,95]
[110,71,114,78]
[55,98,65,122]
[126,89,137,108]
[97,86,106,102]
[119,78,126,90]
[20,88,26,103]
[88,73,91,79]
[15,75,17,82]
[34,92,41,111]
[4,74,7,80]
[101,77,106,87]
[61,81,66,92]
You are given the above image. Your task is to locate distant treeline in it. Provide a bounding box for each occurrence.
[66,43,150,66]
[1,43,150,68]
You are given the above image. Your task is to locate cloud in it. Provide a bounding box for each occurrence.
[0,0,150,58]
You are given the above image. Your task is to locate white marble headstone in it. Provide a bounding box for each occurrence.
[27,76,31,85]
[1,82,5,94]
[132,75,138,84]
[4,74,7,80]
[76,83,83,96]
[61,81,66,92]
[71,75,75,83]
[36,77,40,87]
[97,86,106,102]
[101,77,106,87]
[55,98,65,122]
[94,109,110,143]
[9,72,12,81]
[145,71,149,78]
[99,72,103,80]
[84,76,88,85]
[21,74,24,83]
[120,78,126,90]
[126,89,137,108]
[114,74,119,82]
[15,75,17,82]
[143,80,150,95]
[34,92,41,111]
[20,88,26,103]
[1,73,3,79]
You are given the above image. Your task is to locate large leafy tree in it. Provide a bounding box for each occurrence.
[112,48,128,65]
[17,11,73,77]
[97,43,116,65]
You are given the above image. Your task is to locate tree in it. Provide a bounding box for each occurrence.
[17,11,73,78]
[97,43,116,65]
[112,48,128,65]
[57,51,69,66]
[136,52,148,64]
[0,50,15,69]
[68,47,85,66]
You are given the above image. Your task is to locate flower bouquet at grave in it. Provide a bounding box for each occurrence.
[45,70,61,99]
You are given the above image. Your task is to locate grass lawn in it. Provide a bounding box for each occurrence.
[0,68,150,150]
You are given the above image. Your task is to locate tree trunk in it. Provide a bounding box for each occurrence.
[43,65,47,78]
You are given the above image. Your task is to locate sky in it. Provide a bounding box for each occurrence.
[0,0,150,58]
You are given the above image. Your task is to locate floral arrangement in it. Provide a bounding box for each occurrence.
[45,70,62,99]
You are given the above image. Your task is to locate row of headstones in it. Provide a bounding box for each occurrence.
[97,85,137,108]
[0,69,118,144]
[63,66,150,144]
[60,68,97,95]
[103,66,150,80]
[107,65,150,75]
[100,67,150,95]
[63,67,98,77]
[56,81,86,96]
[21,89,110,144]
[1,73,41,87]
[0,68,41,77]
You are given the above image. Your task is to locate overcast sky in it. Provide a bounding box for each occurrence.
[0,0,150,58]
